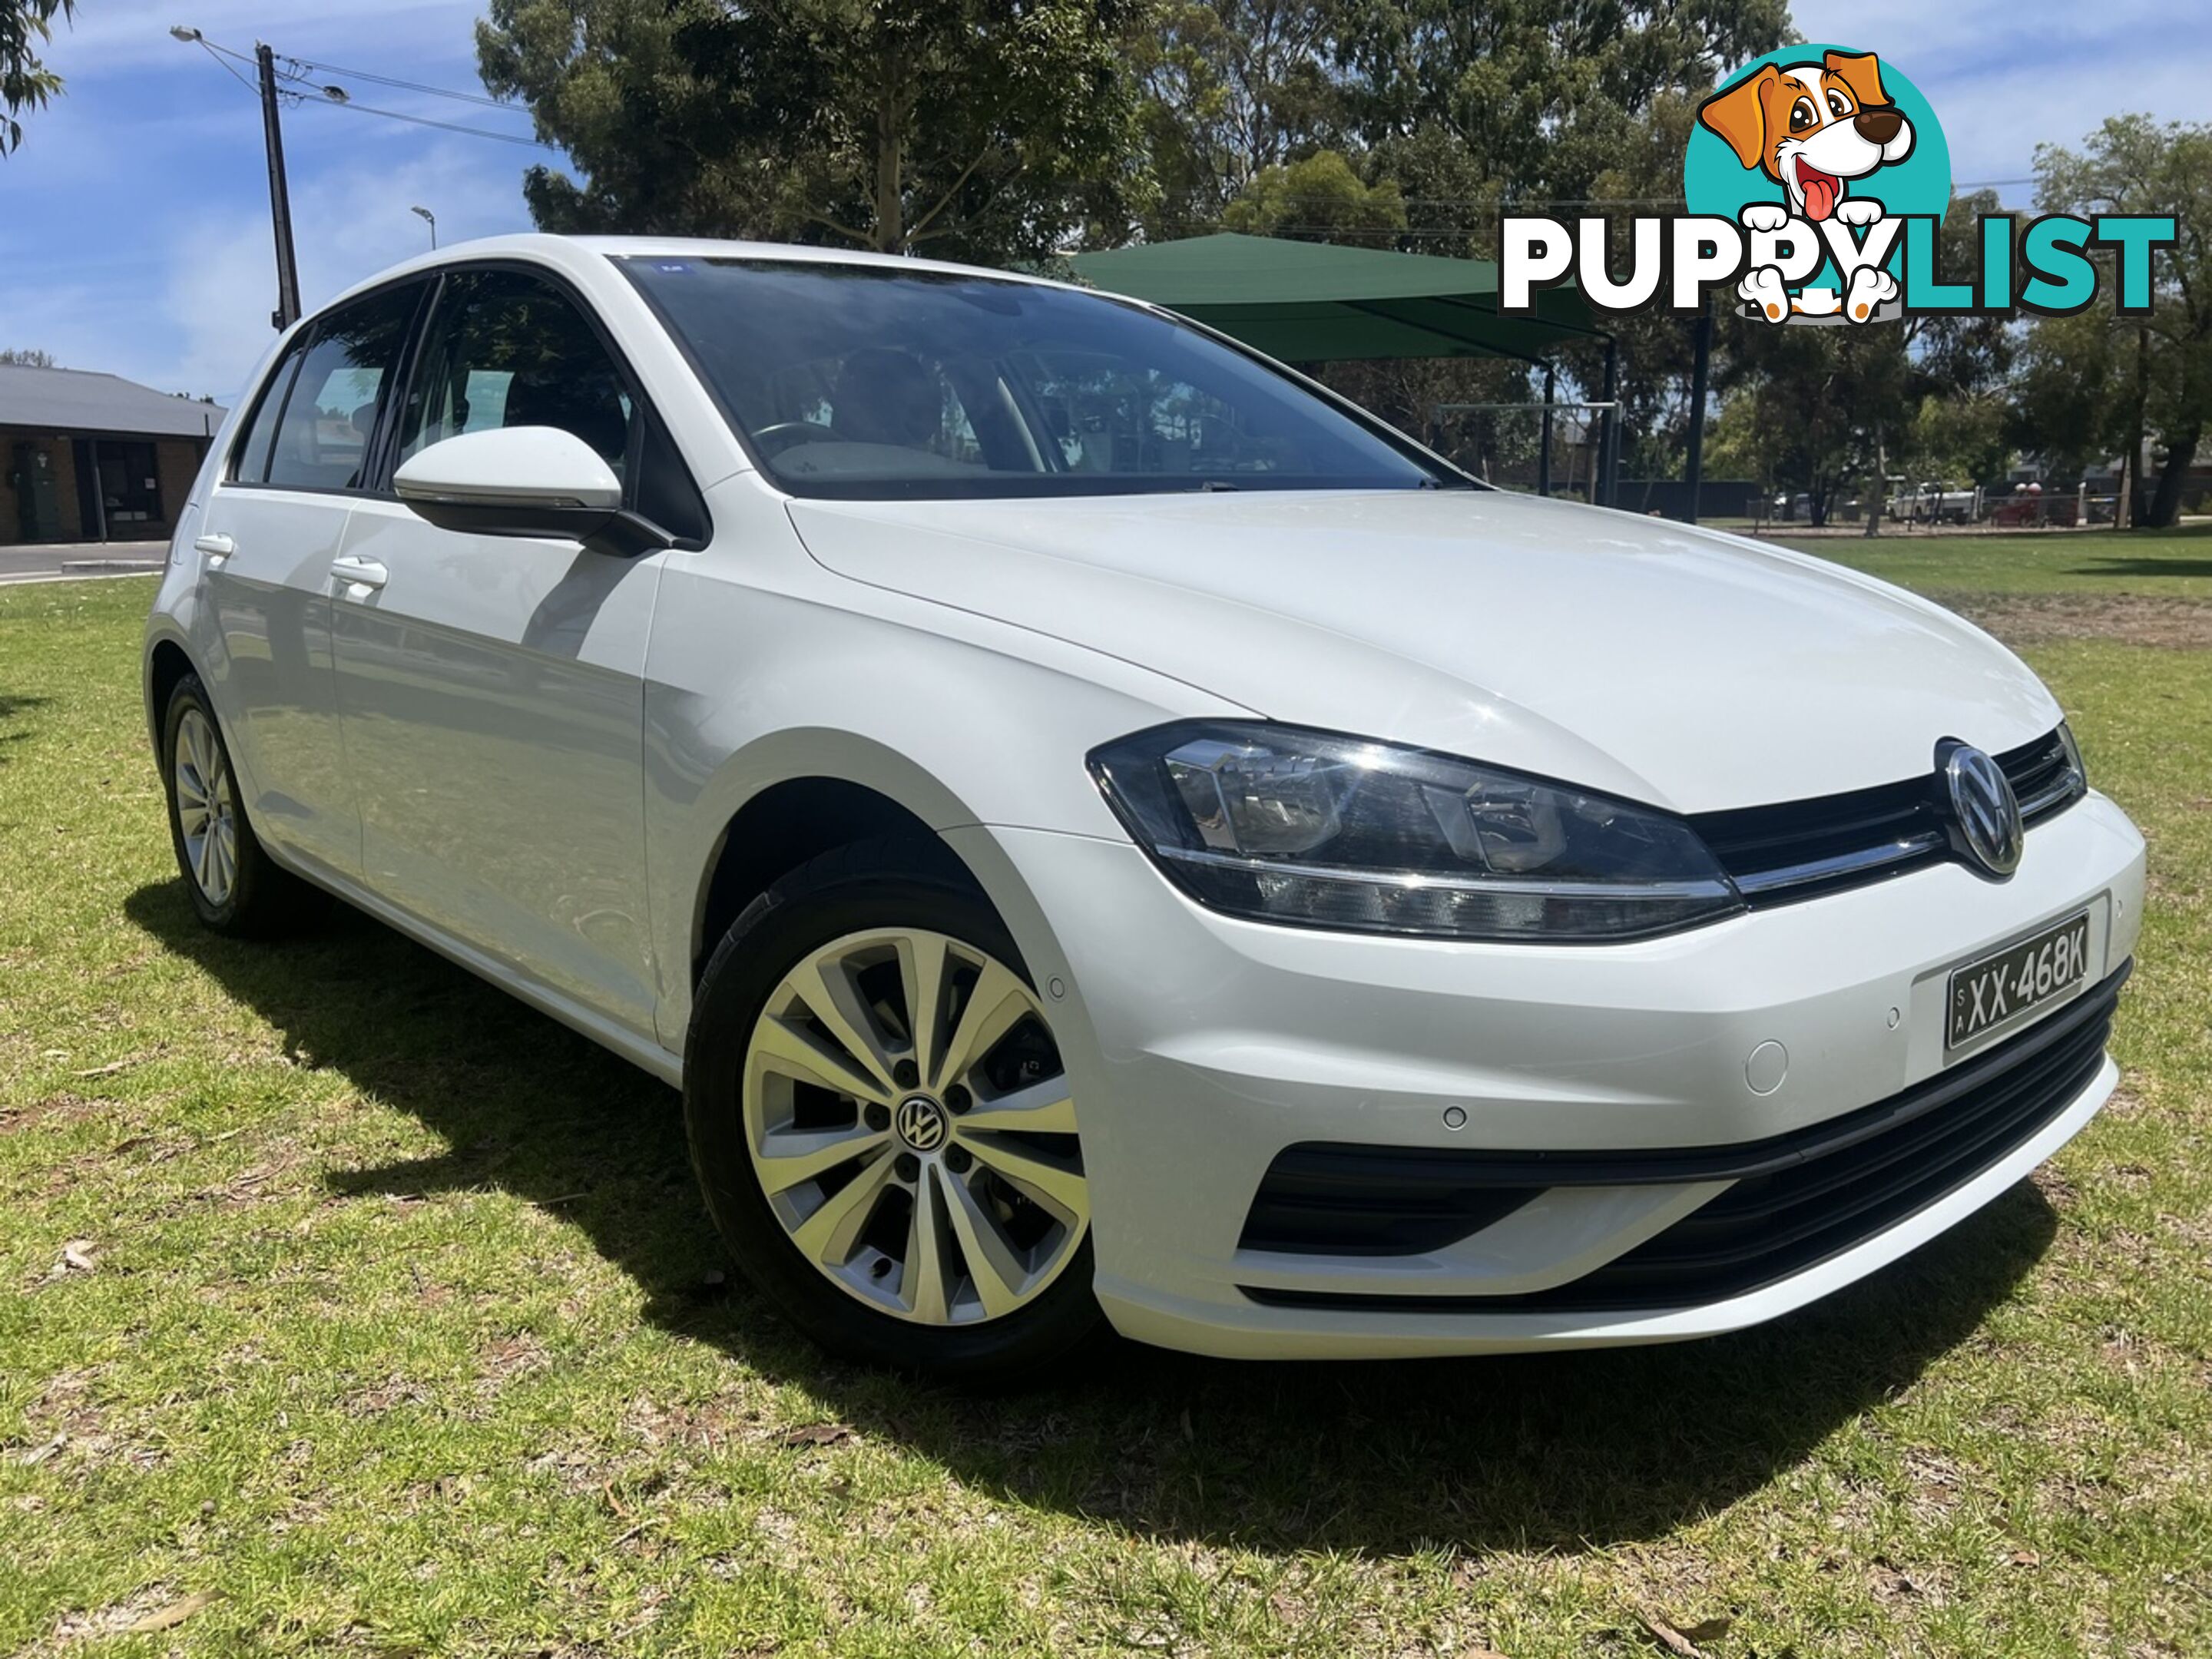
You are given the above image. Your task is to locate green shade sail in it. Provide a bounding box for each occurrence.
[1067,233,1601,363]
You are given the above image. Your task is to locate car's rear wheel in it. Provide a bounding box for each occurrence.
[161,674,324,936]
[684,840,1099,1382]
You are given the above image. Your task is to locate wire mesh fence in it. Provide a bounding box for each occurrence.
[1426,400,1614,498]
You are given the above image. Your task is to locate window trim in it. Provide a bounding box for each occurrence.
[222,273,435,499]
[382,257,710,548]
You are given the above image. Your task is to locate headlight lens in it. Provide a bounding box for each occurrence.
[1088,721,1743,942]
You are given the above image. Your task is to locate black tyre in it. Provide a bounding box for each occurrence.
[684,838,1100,1383]
[160,673,326,936]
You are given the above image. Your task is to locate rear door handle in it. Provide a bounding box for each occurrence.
[329,554,388,591]
[194,533,233,564]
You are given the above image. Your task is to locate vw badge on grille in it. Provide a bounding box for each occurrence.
[1943,743,2023,876]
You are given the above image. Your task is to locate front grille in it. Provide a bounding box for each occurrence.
[1690,726,2085,907]
[1240,959,2127,1314]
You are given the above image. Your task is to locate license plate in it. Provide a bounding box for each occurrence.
[1946,911,2091,1051]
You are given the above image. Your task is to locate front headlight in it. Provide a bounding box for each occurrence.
[1088,721,1743,942]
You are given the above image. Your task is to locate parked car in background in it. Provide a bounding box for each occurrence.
[1889,481,1984,525]
[145,237,2144,1381]
[1988,482,2082,528]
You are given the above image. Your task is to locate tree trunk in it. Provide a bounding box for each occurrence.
[2147,426,2200,528]
[2121,326,2149,530]
[873,47,906,253]
[1863,438,1885,537]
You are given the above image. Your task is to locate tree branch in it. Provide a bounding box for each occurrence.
[906,145,997,243]
[801,210,875,247]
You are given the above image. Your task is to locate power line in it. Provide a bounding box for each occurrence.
[184,34,555,152]
[281,55,518,114]
[183,38,2044,194]
[192,36,257,97]
[303,94,555,150]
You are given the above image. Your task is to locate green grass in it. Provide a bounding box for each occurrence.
[1780,522,2212,600]
[4,568,2210,1657]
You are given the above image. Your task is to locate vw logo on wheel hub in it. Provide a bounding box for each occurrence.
[893,1094,950,1153]
[1942,743,2023,877]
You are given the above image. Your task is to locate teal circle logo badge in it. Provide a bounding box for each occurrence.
[1687,46,1951,324]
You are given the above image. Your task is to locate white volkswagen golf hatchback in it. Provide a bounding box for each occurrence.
[146,236,2144,1381]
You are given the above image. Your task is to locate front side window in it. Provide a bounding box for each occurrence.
[620,257,1461,500]
[399,269,633,476]
[250,283,424,490]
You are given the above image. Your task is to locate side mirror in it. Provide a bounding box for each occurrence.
[393,426,674,558]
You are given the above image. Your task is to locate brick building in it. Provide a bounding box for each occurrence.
[0,364,225,545]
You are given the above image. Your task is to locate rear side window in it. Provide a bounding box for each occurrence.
[234,283,425,490]
[399,269,634,476]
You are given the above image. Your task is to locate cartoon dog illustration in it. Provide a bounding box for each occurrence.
[1699,49,1914,323]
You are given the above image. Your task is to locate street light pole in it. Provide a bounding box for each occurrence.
[411,205,437,249]
[254,42,303,330]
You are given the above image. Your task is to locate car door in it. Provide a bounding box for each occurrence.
[193,281,428,882]
[328,265,694,1042]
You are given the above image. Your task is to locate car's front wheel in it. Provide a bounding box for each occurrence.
[684,840,1099,1382]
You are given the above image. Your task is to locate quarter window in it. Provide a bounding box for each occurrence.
[231,353,300,485]
[399,270,634,475]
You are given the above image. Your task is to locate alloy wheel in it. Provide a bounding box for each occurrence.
[173,707,238,907]
[741,927,1086,1326]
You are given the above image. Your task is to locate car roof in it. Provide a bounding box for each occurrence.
[313,233,1079,326]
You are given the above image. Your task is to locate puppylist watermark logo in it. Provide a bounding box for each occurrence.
[1502,45,2176,326]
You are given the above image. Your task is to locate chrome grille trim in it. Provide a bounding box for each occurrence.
[1727,831,1949,896]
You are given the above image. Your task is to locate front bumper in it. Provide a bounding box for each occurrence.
[960,790,2145,1359]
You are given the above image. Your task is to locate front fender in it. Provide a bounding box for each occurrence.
[641,534,1247,1047]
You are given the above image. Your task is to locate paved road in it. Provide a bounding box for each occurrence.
[0,541,168,586]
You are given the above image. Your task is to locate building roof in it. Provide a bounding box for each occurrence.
[0,364,226,440]
[1068,233,1602,364]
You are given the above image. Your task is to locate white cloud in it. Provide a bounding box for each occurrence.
[161,134,534,399]
[1787,0,2183,60]
[1784,1,2209,195]
[49,0,493,75]
[1916,57,2210,193]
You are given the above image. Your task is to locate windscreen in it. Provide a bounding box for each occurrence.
[618,256,1459,500]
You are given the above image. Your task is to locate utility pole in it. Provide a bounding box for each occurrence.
[255,42,303,331]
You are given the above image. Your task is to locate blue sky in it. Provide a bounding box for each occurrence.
[0,0,2204,406]
[0,0,536,401]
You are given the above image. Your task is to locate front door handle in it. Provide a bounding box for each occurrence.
[329,555,388,591]
[194,532,233,564]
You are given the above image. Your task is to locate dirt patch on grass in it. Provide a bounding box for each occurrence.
[1939,592,2212,650]
[1,1092,112,1136]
